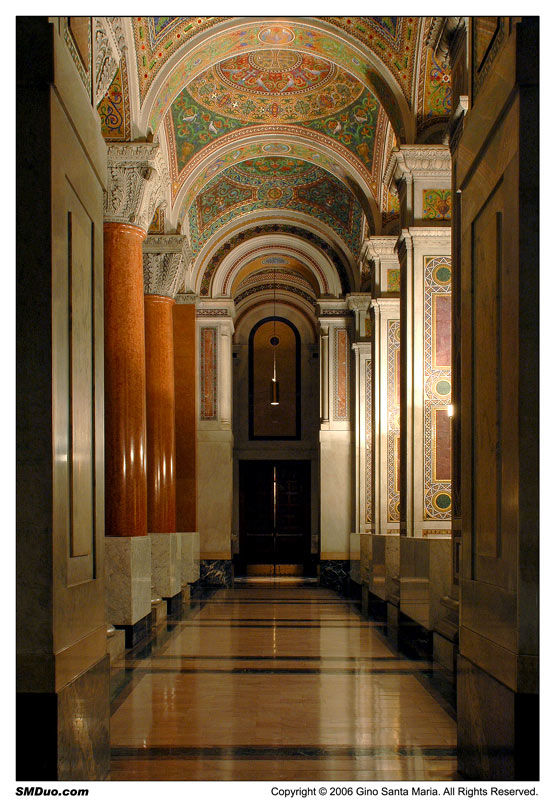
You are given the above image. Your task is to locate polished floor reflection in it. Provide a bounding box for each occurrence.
[109,579,457,780]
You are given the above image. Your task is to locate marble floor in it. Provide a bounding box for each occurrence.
[109,579,458,781]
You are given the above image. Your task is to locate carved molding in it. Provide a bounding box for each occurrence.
[93,17,125,107]
[175,292,198,305]
[384,146,452,191]
[426,16,466,69]
[346,294,372,313]
[361,236,399,261]
[104,143,169,233]
[143,234,190,298]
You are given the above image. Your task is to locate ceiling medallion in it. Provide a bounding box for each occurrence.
[257,25,295,45]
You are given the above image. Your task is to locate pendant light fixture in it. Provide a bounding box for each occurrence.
[270,265,280,406]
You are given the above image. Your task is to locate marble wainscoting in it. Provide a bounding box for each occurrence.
[348,533,361,600]
[179,531,200,589]
[151,532,183,614]
[457,655,539,780]
[319,560,350,595]
[200,559,233,586]
[17,654,111,780]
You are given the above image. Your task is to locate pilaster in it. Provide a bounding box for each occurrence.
[317,301,354,574]
[196,300,236,573]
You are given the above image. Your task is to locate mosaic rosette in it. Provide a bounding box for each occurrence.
[423,256,452,520]
[387,319,401,522]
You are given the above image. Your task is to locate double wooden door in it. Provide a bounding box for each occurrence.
[238,460,311,575]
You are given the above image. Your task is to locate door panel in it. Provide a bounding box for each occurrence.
[238,460,311,574]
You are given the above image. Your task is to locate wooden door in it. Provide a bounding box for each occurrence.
[238,460,311,574]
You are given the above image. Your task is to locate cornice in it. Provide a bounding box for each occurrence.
[175,292,198,305]
[361,236,399,260]
[384,145,452,191]
[346,294,372,313]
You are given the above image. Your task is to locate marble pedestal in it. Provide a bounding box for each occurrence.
[179,531,200,587]
[105,536,151,647]
[151,532,182,613]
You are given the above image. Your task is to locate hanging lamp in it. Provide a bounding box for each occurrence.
[270,266,279,406]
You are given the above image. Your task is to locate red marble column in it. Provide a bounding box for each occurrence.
[104,222,148,537]
[144,294,177,532]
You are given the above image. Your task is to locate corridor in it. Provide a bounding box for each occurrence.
[109,580,457,781]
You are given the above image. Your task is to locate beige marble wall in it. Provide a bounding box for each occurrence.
[320,430,353,556]
[197,430,234,558]
[399,537,451,630]
[349,533,361,584]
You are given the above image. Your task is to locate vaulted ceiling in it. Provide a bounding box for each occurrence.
[96,16,451,309]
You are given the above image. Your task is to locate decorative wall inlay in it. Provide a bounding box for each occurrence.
[334,328,349,420]
[104,143,168,233]
[423,189,452,220]
[319,309,354,317]
[387,319,401,522]
[97,59,130,140]
[143,234,190,298]
[196,308,229,317]
[387,268,401,292]
[423,255,452,520]
[365,356,373,524]
[200,327,218,420]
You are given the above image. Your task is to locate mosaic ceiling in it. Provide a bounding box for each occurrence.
[96,16,452,304]
[188,158,364,261]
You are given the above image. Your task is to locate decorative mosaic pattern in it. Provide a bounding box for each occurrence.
[199,223,351,296]
[423,189,451,221]
[147,21,408,137]
[235,282,315,308]
[189,160,363,259]
[387,319,401,522]
[423,256,452,520]
[382,187,400,228]
[236,268,315,296]
[417,47,452,132]
[97,59,131,141]
[222,247,329,295]
[387,269,401,293]
[169,74,380,177]
[175,130,377,211]
[334,328,349,420]
[200,327,217,420]
[148,206,165,234]
[365,356,373,525]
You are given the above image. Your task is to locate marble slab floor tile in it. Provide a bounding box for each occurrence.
[109,580,457,781]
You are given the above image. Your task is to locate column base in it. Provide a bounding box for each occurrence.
[164,590,183,615]
[151,532,182,599]
[151,598,167,628]
[107,628,126,662]
[318,560,350,594]
[16,654,110,780]
[200,559,233,587]
[105,536,151,628]
[178,531,200,586]
[457,655,538,780]
[115,612,152,648]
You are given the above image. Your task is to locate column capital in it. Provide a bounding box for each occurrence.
[397,227,452,252]
[384,145,452,192]
[104,142,169,233]
[316,298,353,322]
[361,236,399,262]
[143,234,191,299]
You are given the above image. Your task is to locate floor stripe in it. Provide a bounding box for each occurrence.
[118,666,434,675]
[111,744,457,761]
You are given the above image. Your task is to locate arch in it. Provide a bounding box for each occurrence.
[139,17,414,143]
[193,220,356,297]
[166,128,381,233]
